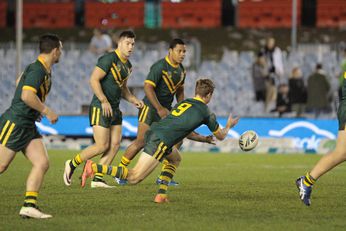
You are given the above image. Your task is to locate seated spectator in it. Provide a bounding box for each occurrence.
[89,28,112,56]
[289,67,307,117]
[273,83,291,117]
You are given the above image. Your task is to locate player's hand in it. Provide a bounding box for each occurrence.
[44,107,58,124]
[204,135,216,145]
[101,101,113,117]
[133,99,144,109]
[227,114,239,129]
[157,107,170,119]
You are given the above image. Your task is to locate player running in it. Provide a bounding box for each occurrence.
[0,34,62,218]
[63,30,143,188]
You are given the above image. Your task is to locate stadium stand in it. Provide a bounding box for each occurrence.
[238,0,301,28]
[84,0,145,28]
[0,43,341,118]
[317,0,346,28]
[161,0,221,28]
[23,1,75,28]
[0,0,6,28]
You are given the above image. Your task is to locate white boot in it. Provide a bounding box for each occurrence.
[19,206,52,219]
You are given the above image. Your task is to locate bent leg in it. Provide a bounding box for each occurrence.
[120,122,149,167]
[92,125,121,184]
[0,145,16,174]
[310,130,346,179]
[99,125,122,165]
[155,150,181,201]
[23,138,49,206]
[126,152,160,184]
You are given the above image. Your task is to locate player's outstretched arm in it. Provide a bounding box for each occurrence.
[21,89,58,124]
[121,80,143,108]
[89,66,113,117]
[214,114,239,141]
[187,132,216,145]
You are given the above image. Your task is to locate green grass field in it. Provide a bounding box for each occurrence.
[1,150,346,231]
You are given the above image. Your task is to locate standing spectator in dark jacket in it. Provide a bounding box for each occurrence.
[307,64,331,118]
[289,67,307,117]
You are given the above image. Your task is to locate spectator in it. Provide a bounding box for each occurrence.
[89,28,112,55]
[307,64,331,118]
[260,37,284,85]
[274,83,291,117]
[252,53,268,102]
[289,67,307,117]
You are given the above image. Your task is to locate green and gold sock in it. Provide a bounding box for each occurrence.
[92,173,104,182]
[157,163,177,195]
[304,173,316,187]
[119,156,131,167]
[23,191,38,207]
[92,163,128,179]
[69,153,83,171]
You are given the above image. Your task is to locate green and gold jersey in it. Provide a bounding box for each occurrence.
[3,57,51,128]
[149,97,220,148]
[143,56,186,110]
[91,49,132,109]
[342,72,346,101]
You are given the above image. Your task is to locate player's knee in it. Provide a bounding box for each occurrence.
[96,142,110,154]
[41,161,50,172]
[129,172,144,184]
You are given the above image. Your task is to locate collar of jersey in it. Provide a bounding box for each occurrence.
[193,97,206,104]
[165,56,178,68]
[115,49,127,64]
[37,56,50,73]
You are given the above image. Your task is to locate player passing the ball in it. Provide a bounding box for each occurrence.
[81,79,239,203]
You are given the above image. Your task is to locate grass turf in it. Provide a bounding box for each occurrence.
[1,150,346,230]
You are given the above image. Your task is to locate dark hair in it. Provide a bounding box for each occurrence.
[169,38,185,49]
[195,79,215,97]
[316,63,323,69]
[119,30,136,39]
[39,34,61,54]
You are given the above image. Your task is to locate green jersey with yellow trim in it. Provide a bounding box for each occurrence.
[341,71,346,101]
[91,50,132,109]
[143,56,186,110]
[149,97,219,148]
[2,58,51,128]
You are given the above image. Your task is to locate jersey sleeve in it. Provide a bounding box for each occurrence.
[205,112,220,134]
[96,54,112,73]
[145,63,161,88]
[22,69,45,94]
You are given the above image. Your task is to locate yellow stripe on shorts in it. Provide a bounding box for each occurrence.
[96,108,100,125]
[0,120,10,141]
[92,107,96,125]
[139,105,147,122]
[2,122,15,146]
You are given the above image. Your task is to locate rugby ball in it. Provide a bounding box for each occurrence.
[239,130,258,151]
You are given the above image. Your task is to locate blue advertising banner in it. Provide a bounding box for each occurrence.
[37,116,338,148]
